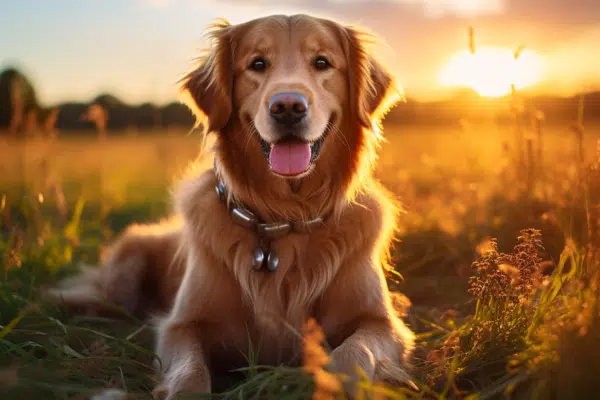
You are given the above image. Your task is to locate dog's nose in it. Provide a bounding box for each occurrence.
[269,92,308,125]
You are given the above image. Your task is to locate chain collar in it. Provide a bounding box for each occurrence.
[213,159,330,271]
[215,179,328,239]
[213,159,329,240]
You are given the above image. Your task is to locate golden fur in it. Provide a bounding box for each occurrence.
[47,14,415,399]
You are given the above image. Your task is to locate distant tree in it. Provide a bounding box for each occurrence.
[81,103,108,139]
[160,102,195,129]
[55,102,94,133]
[0,68,64,137]
[92,93,133,131]
[136,102,160,130]
[0,68,41,135]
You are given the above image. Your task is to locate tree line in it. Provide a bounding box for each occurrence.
[1,67,599,138]
[0,68,195,137]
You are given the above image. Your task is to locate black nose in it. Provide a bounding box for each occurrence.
[269,92,308,125]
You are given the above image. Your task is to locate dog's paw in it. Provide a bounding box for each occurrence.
[152,369,211,400]
[152,382,210,400]
[152,384,170,400]
[330,345,376,398]
[373,359,418,391]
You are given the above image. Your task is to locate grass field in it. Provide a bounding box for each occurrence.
[1,117,599,399]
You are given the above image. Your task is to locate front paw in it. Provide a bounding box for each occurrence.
[152,382,210,400]
[331,344,376,398]
[374,359,417,391]
[152,368,211,400]
[152,384,181,400]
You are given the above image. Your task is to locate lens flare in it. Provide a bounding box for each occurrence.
[439,47,545,97]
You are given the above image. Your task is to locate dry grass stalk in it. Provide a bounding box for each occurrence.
[577,93,585,165]
[533,110,545,173]
[513,45,525,60]
[0,194,10,233]
[303,318,342,400]
[526,138,535,193]
[468,27,476,55]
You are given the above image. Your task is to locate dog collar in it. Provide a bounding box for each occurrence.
[213,162,329,272]
[215,180,327,238]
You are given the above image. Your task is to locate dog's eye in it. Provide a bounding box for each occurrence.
[249,57,268,72]
[313,56,331,71]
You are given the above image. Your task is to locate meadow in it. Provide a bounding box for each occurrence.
[0,115,599,399]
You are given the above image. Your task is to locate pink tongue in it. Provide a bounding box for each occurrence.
[269,142,312,176]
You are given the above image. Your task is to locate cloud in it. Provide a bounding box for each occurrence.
[136,0,600,25]
[506,0,600,24]
[384,0,505,18]
[216,0,599,25]
[221,0,505,18]
[330,0,506,18]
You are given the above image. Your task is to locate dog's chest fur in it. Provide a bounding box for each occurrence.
[177,171,385,363]
[237,233,338,325]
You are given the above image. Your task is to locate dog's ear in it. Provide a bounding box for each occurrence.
[180,20,234,133]
[345,27,402,128]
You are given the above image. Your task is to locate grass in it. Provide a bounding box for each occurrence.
[0,115,599,399]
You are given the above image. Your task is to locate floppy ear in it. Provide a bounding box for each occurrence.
[180,20,234,133]
[345,27,402,128]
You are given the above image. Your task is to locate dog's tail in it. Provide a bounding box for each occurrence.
[44,218,186,318]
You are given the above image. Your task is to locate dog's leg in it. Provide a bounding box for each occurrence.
[153,320,211,400]
[319,257,415,396]
[151,261,216,399]
[150,246,242,399]
[330,316,414,391]
[45,218,185,316]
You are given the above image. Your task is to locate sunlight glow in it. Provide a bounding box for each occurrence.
[438,47,544,97]
[325,0,505,17]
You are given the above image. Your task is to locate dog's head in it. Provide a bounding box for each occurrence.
[181,14,400,179]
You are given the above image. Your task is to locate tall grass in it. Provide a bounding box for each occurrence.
[0,103,599,399]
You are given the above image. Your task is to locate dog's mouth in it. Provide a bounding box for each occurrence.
[257,115,334,177]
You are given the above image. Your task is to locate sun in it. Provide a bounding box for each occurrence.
[439,47,544,97]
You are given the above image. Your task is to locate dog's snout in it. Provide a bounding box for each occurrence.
[269,92,308,125]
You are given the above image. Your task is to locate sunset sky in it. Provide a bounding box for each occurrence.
[1,0,599,105]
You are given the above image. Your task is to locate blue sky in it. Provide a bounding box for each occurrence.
[1,0,296,104]
[2,0,599,105]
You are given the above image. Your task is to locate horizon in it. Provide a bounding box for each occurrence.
[3,66,599,109]
[2,0,600,106]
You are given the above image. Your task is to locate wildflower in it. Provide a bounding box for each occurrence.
[499,263,521,284]
[564,238,577,255]
[469,229,544,303]
[5,234,23,278]
[534,110,545,122]
[303,318,329,373]
[302,318,342,400]
[476,237,496,255]
[313,369,342,396]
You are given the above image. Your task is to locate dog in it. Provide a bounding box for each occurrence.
[47,14,415,399]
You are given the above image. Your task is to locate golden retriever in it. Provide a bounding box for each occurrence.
[48,14,415,399]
